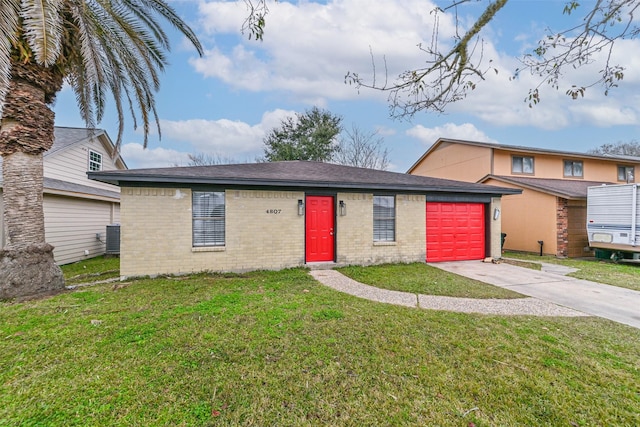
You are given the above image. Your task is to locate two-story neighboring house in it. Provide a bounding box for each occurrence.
[408,138,640,258]
[0,127,126,265]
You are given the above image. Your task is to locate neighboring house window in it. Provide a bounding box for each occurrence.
[618,165,635,182]
[563,160,583,177]
[88,150,102,171]
[373,195,395,242]
[192,191,225,246]
[512,156,534,174]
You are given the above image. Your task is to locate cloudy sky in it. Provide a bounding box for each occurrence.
[53,0,640,171]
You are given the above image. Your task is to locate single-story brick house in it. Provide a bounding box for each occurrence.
[88,161,520,278]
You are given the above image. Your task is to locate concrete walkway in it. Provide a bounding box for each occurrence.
[433,260,640,329]
[309,269,587,318]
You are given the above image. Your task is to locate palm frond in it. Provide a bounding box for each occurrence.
[20,0,64,66]
[0,0,19,119]
[133,0,203,55]
[3,0,202,147]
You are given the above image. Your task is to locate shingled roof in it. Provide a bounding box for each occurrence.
[44,177,120,200]
[482,175,615,199]
[89,160,521,196]
[48,127,105,155]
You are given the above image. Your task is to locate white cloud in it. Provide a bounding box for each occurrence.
[191,0,640,131]
[121,143,191,168]
[120,109,296,168]
[374,125,397,137]
[193,0,446,101]
[158,117,264,154]
[161,109,296,155]
[569,104,638,127]
[406,123,497,146]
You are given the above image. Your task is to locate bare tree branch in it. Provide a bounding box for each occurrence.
[345,0,639,117]
[333,124,390,170]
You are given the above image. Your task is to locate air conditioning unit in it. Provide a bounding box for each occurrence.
[105,224,121,255]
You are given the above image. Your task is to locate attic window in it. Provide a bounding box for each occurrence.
[89,150,102,171]
[512,156,534,174]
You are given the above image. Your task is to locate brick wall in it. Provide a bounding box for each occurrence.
[121,187,430,277]
[121,187,305,277]
[567,200,592,257]
[336,193,426,265]
[556,197,569,257]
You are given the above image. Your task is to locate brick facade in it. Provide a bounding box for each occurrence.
[120,187,433,278]
[336,193,426,265]
[556,197,569,258]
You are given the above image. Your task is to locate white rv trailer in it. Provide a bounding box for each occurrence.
[586,183,640,258]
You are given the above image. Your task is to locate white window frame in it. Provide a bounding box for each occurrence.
[373,195,395,242]
[88,150,103,171]
[192,191,225,247]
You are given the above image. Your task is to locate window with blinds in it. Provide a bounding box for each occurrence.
[373,195,395,242]
[192,191,225,246]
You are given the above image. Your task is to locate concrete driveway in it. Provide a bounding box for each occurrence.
[432,260,640,329]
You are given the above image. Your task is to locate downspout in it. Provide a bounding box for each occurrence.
[632,184,638,246]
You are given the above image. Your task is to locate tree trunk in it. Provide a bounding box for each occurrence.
[0,60,64,299]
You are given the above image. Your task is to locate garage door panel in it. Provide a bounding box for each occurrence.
[426,202,485,262]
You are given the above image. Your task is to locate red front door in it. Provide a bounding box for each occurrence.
[305,196,335,262]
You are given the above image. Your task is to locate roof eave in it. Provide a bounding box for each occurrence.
[88,173,520,196]
[480,175,585,199]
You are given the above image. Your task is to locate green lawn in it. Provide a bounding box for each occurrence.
[504,252,640,292]
[2,267,639,426]
[337,262,523,299]
[61,256,121,286]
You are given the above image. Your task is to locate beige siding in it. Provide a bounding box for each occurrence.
[336,193,426,265]
[485,179,558,255]
[489,197,502,259]
[492,149,640,182]
[43,195,118,265]
[410,142,493,182]
[44,137,122,193]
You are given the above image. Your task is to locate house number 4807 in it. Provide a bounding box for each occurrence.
[265,209,282,214]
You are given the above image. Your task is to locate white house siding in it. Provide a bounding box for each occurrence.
[44,195,120,265]
[44,136,121,193]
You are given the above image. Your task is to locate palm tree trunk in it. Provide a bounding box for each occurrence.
[0,61,64,299]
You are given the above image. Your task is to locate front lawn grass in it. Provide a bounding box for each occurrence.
[337,262,524,299]
[504,251,640,292]
[2,268,638,426]
[61,256,120,285]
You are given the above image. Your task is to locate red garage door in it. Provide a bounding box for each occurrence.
[426,202,485,262]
